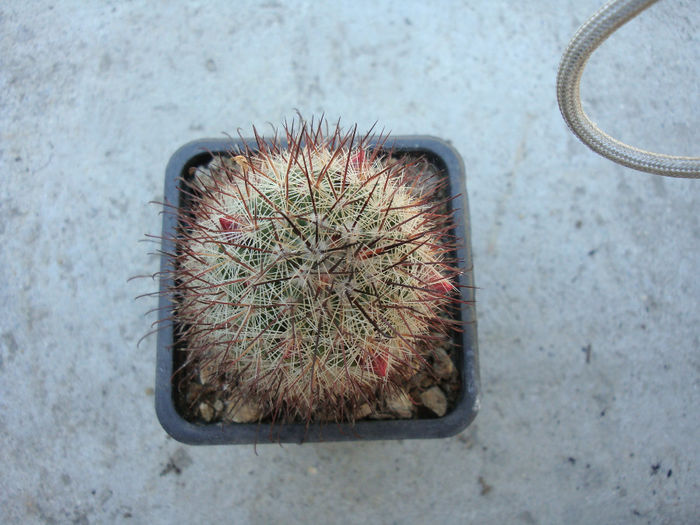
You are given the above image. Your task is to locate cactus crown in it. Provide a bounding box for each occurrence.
[170,118,461,424]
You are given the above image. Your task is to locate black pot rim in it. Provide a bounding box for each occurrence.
[156,136,480,444]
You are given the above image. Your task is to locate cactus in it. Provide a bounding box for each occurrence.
[169,118,461,424]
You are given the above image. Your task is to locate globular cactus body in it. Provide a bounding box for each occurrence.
[171,119,460,423]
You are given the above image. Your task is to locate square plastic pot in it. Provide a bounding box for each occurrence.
[155,136,480,444]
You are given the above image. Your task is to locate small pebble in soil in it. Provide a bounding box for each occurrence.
[199,402,214,422]
[224,399,262,423]
[432,347,456,379]
[420,386,448,416]
[408,372,427,389]
[199,364,217,385]
[355,403,372,419]
[385,390,415,418]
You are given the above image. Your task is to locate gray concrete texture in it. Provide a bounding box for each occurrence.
[1,0,698,523]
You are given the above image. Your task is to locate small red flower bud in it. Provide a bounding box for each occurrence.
[371,351,389,377]
[350,148,365,170]
[427,268,453,294]
[219,216,239,231]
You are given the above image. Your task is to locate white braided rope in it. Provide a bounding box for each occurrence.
[557,0,700,178]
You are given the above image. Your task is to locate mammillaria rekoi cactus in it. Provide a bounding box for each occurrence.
[168,118,462,424]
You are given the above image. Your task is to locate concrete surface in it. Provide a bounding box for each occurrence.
[1,0,698,523]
